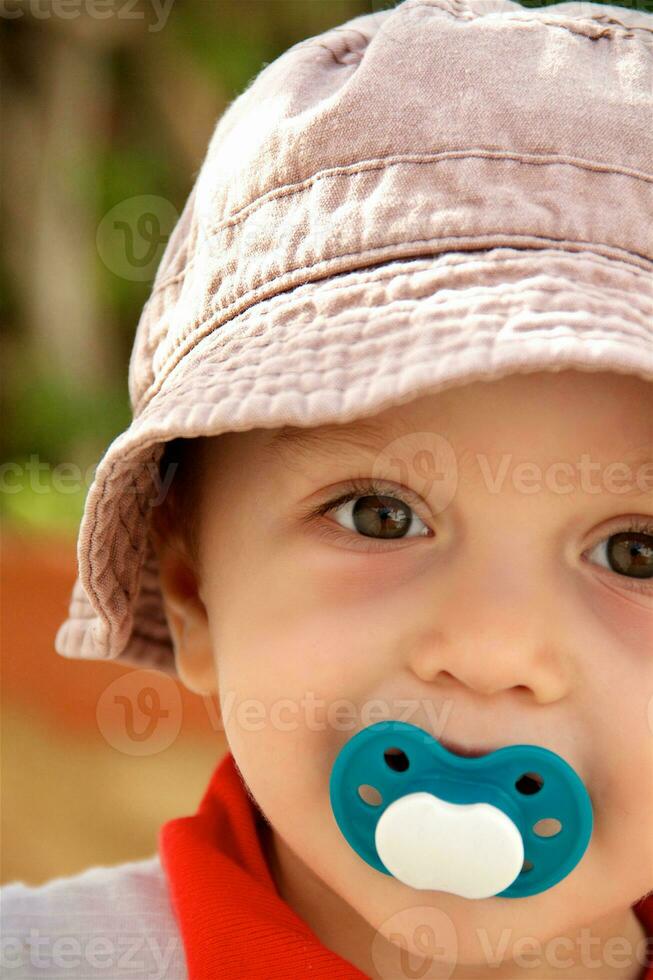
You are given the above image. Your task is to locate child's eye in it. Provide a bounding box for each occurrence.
[582,520,653,595]
[315,485,653,597]
[327,491,431,540]
[313,480,432,545]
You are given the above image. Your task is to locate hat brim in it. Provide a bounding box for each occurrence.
[54,247,653,675]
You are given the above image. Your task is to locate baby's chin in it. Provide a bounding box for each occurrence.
[341,870,601,968]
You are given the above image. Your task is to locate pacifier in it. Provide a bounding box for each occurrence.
[329,721,593,899]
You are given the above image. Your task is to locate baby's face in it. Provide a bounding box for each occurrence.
[165,370,653,975]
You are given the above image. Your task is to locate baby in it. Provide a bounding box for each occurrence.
[3,1,652,979]
[150,369,653,980]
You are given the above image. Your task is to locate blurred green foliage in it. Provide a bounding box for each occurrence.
[172,5,272,96]
[0,462,91,536]
[1,357,131,533]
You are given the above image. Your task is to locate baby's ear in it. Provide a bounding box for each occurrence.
[150,523,218,698]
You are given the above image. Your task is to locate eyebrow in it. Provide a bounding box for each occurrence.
[263,418,409,464]
[264,426,652,496]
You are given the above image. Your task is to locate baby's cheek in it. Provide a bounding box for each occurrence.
[582,586,653,785]
[614,726,653,820]
[589,699,653,877]
[584,577,653,653]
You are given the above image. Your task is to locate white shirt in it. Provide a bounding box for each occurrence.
[0,854,188,979]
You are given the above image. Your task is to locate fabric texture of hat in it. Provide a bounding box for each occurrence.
[55,0,653,676]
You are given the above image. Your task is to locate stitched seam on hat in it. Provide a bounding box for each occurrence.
[180,251,652,361]
[174,246,653,308]
[137,243,653,413]
[330,26,371,45]
[161,320,652,394]
[401,0,475,22]
[590,12,653,32]
[159,338,653,402]
[299,26,372,64]
[146,283,653,409]
[134,231,653,386]
[149,151,653,297]
[91,325,652,652]
[152,331,653,409]
[188,234,653,320]
[214,248,653,322]
[308,42,353,66]
[403,0,653,36]
[217,267,653,324]
[143,238,650,392]
[137,238,652,412]
[204,314,653,369]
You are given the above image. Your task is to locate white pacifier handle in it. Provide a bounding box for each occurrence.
[374,791,524,899]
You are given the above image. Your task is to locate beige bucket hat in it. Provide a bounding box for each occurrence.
[55,0,653,676]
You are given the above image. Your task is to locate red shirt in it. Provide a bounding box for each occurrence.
[160,751,653,980]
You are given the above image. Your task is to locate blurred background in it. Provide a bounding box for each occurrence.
[1,0,648,887]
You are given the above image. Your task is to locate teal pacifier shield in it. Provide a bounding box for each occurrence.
[329,721,593,898]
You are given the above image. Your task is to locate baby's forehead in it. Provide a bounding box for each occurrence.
[265,371,651,458]
[197,372,651,506]
[248,372,652,504]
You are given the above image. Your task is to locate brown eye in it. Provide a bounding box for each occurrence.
[588,530,653,581]
[332,494,429,540]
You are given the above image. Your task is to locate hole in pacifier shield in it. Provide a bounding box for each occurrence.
[515,771,543,795]
[95,669,183,756]
[384,746,410,772]
[359,784,383,806]
[533,818,562,838]
[371,906,458,980]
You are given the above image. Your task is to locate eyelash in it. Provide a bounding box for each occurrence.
[307,478,653,596]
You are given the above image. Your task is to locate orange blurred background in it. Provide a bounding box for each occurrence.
[1,528,225,886]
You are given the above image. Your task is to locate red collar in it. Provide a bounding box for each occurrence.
[159,751,653,980]
[159,751,366,978]
[634,893,653,979]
